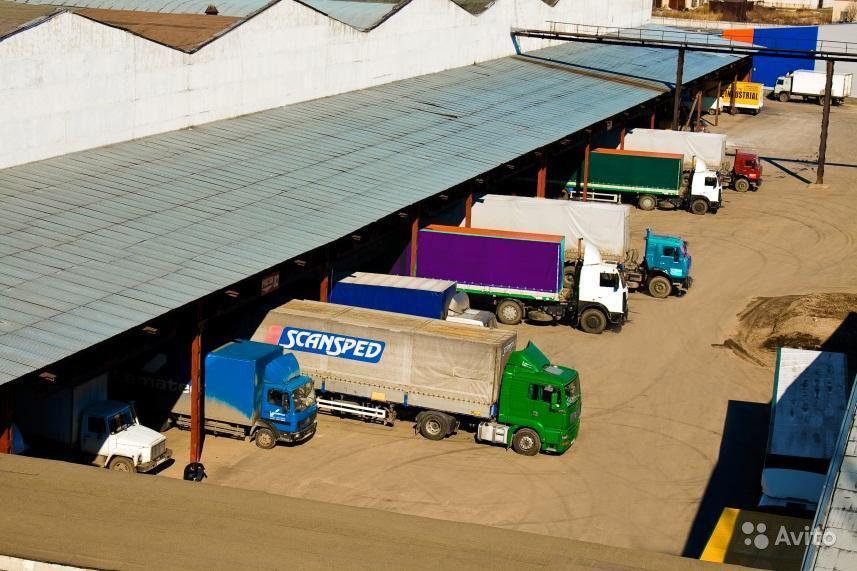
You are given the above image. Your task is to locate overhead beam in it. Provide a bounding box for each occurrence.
[510,29,857,63]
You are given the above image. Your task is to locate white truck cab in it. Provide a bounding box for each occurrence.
[445,292,497,328]
[576,246,628,329]
[80,400,171,473]
[689,160,722,214]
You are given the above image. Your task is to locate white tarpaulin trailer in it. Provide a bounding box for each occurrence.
[252,300,516,418]
[622,129,728,172]
[761,347,850,509]
[466,194,631,261]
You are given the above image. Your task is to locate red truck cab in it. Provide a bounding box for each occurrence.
[732,151,762,192]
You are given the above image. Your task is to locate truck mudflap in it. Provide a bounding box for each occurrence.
[137,448,173,473]
[673,276,693,292]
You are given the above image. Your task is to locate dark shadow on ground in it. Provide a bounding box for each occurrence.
[682,399,769,558]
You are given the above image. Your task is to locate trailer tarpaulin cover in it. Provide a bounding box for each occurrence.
[467,194,630,260]
[623,129,728,171]
[252,301,516,417]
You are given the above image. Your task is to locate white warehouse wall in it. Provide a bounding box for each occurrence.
[0,0,651,168]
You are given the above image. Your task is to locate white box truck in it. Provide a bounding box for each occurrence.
[14,374,171,473]
[253,300,582,455]
[774,70,853,105]
[760,347,850,512]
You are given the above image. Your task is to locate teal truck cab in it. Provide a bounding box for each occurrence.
[494,342,581,454]
[622,229,692,298]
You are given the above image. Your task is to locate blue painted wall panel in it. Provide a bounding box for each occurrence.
[752,27,818,88]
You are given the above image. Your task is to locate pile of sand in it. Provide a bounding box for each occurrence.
[727,293,857,367]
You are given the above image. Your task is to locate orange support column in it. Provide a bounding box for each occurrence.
[650,111,656,129]
[464,192,473,227]
[189,323,203,464]
[620,123,626,150]
[536,154,547,198]
[0,388,12,454]
[410,209,420,277]
[582,139,591,202]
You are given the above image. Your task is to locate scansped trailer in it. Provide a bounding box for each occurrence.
[253,300,581,456]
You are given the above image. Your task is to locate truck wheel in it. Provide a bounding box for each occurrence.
[734,177,751,193]
[690,198,708,216]
[647,276,672,299]
[638,195,657,211]
[418,412,449,441]
[108,457,135,473]
[496,299,523,325]
[778,92,789,103]
[254,427,277,449]
[579,308,607,334]
[512,428,541,456]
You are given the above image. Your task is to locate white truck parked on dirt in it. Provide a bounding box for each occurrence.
[774,70,853,105]
[14,374,171,473]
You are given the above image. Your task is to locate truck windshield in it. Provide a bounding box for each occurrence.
[108,408,135,434]
[292,381,316,412]
[565,380,580,405]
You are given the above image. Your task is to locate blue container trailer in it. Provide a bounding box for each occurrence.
[172,340,318,449]
[330,273,457,319]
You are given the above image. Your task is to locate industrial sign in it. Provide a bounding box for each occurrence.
[277,327,385,363]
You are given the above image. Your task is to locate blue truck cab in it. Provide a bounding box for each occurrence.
[639,229,692,298]
[175,340,317,449]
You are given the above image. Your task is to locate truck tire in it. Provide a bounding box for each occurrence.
[647,275,672,299]
[778,92,789,103]
[254,427,277,449]
[638,194,657,211]
[690,198,708,216]
[418,411,450,441]
[734,177,751,193]
[496,299,523,325]
[579,308,607,334]
[512,428,541,456]
[108,456,135,473]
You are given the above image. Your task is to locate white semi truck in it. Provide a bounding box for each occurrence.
[14,374,171,473]
[774,70,853,105]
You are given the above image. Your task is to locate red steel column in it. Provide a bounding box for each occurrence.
[536,154,547,198]
[0,387,12,454]
[650,111,656,129]
[730,73,738,115]
[620,123,626,150]
[464,192,473,227]
[189,321,203,464]
[817,59,835,185]
[715,80,722,126]
[410,209,420,277]
[319,257,330,302]
[582,139,591,202]
[695,90,702,131]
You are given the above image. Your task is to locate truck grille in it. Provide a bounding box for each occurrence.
[299,414,316,430]
[151,440,166,460]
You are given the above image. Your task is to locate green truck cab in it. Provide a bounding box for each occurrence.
[497,342,581,455]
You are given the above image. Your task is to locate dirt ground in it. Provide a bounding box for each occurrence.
[158,98,857,558]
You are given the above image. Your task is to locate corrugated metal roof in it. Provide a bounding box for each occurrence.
[0,39,743,384]
[804,376,857,571]
[5,0,547,29]
[0,0,57,37]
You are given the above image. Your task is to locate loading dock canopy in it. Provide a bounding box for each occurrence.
[0,38,742,384]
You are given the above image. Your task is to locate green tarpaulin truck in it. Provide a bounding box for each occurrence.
[565,148,723,215]
[253,300,581,456]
